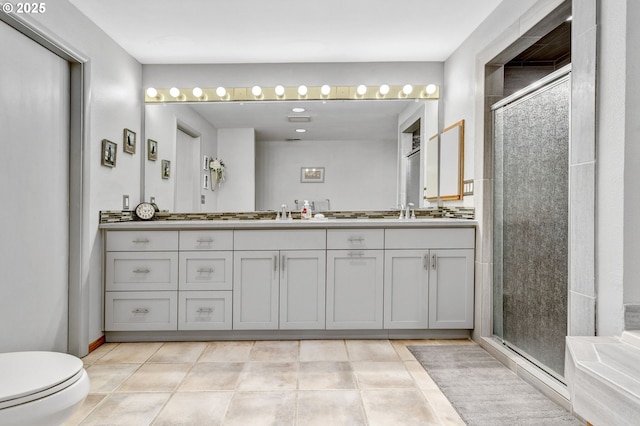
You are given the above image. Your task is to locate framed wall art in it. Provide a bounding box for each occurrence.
[300,167,325,183]
[147,139,158,161]
[101,139,117,168]
[123,128,136,154]
[161,159,171,179]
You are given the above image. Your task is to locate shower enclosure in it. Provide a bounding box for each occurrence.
[492,66,571,379]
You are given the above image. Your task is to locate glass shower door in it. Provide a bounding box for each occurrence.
[493,68,570,379]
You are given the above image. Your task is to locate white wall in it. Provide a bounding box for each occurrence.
[256,139,397,211]
[145,104,218,212]
[217,128,255,211]
[27,0,143,352]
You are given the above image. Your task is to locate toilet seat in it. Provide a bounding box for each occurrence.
[0,351,85,410]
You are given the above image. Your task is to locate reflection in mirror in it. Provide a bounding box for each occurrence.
[144,100,438,212]
[438,119,464,200]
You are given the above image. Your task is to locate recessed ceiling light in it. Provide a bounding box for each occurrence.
[295,128,306,133]
[292,107,305,113]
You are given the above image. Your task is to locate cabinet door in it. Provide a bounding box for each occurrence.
[279,250,326,329]
[384,250,429,329]
[179,251,232,291]
[233,251,279,329]
[326,250,384,329]
[428,249,474,329]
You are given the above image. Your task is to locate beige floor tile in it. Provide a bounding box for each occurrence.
[81,343,118,366]
[223,391,296,425]
[352,361,415,389]
[95,342,162,364]
[297,390,366,425]
[249,340,299,362]
[61,394,106,426]
[148,341,207,363]
[404,360,440,390]
[361,389,441,426]
[152,391,233,426]
[346,340,400,361]
[421,388,466,425]
[236,362,298,391]
[117,363,191,392]
[79,392,170,425]
[299,339,349,361]
[199,341,254,362]
[178,362,244,391]
[85,363,140,393]
[298,361,356,390]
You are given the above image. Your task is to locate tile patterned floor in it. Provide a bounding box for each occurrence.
[64,339,473,425]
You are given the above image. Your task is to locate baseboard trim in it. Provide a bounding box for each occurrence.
[88,335,105,353]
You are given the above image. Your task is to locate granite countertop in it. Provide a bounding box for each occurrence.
[99,217,477,230]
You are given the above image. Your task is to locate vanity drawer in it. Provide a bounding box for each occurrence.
[384,228,475,249]
[106,252,178,291]
[327,229,384,250]
[106,231,178,252]
[179,251,232,291]
[178,291,232,330]
[105,291,177,331]
[179,230,233,251]
[234,230,326,250]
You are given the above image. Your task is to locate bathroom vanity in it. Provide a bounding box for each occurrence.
[101,217,475,341]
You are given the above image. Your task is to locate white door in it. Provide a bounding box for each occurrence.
[279,250,326,329]
[233,251,279,329]
[384,250,429,329]
[175,129,200,212]
[428,249,474,329]
[326,250,384,329]
[0,22,70,352]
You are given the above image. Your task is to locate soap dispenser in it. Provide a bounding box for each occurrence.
[301,200,312,220]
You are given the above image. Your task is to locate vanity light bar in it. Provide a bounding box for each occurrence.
[144,84,440,103]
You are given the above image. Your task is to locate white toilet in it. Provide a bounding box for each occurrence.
[0,351,90,426]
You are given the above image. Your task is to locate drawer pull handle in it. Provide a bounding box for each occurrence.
[197,308,213,314]
[348,237,365,242]
[132,308,149,314]
[197,238,214,243]
[432,254,437,270]
[348,251,364,257]
[133,268,151,273]
[423,255,428,270]
[132,238,150,243]
[197,268,215,274]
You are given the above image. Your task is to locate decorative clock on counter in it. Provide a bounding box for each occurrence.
[134,202,158,220]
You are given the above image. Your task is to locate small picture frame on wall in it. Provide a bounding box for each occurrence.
[101,139,117,168]
[300,167,325,183]
[147,139,158,161]
[123,128,136,154]
[203,173,210,189]
[203,155,210,171]
[161,159,171,179]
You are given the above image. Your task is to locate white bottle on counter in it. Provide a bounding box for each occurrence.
[301,200,312,220]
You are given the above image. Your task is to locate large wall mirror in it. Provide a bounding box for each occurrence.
[144,99,440,212]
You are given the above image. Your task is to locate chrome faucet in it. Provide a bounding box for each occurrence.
[398,204,405,219]
[280,204,288,221]
[406,202,414,220]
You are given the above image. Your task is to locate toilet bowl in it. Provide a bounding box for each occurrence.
[0,351,90,426]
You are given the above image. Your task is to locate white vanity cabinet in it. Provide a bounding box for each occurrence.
[104,231,179,331]
[384,228,475,329]
[326,229,384,329]
[178,231,233,330]
[233,230,326,330]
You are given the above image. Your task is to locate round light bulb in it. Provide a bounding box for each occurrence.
[275,85,285,96]
[379,84,390,95]
[298,85,308,96]
[169,87,181,98]
[425,84,437,95]
[146,87,158,98]
[356,85,367,96]
[251,85,262,97]
[402,84,413,95]
[295,128,307,133]
[192,87,203,98]
[216,86,227,97]
[320,85,331,96]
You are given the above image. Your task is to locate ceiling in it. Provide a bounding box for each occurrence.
[69,0,504,142]
[69,0,504,64]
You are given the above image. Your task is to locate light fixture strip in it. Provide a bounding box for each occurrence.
[144,84,440,103]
